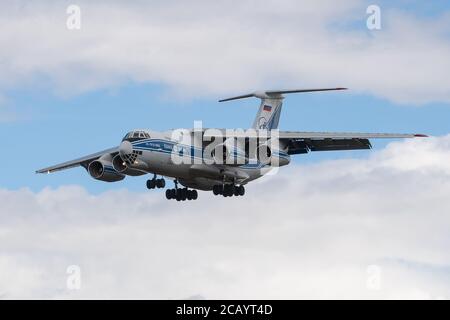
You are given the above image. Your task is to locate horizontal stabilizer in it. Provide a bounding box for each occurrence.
[219,87,347,102]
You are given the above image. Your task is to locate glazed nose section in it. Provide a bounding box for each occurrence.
[119,140,133,157]
[119,140,135,164]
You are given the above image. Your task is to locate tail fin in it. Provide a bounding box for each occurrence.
[252,95,283,130]
[219,88,347,130]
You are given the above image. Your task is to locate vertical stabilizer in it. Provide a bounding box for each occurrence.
[252,96,283,129]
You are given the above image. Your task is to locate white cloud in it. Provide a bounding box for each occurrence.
[1,135,450,299]
[1,1,450,104]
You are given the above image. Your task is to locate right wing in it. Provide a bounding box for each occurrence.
[36,147,118,174]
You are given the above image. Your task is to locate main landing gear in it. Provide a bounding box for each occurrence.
[165,188,198,201]
[146,175,165,189]
[165,180,198,201]
[212,184,245,197]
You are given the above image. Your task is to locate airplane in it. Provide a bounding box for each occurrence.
[36,88,427,201]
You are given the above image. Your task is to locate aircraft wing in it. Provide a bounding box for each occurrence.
[36,146,119,174]
[276,131,426,139]
[278,131,427,154]
[202,129,427,154]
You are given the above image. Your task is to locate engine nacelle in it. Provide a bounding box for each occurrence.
[256,143,273,165]
[88,159,125,182]
[112,154,146,176]
[255,142,290,167]
[212,143,248,166]
[212,143,230,164]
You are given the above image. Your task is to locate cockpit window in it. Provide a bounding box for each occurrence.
[122,130,150,141]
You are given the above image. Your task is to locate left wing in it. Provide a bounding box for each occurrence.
[277,131,427,140]
[201,129,427,154]
[278,131,427,154]
[36,146,118,174]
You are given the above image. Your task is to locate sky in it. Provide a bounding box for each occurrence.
[0,0,450,299]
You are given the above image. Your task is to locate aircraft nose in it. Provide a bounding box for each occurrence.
[119,140,133,156]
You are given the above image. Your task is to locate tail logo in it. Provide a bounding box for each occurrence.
[258,117,268,129]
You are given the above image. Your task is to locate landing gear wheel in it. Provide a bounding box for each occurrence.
[238,185,245,196]
[146,179,156,189]
[175,188,185,201]
[213,185,224,195]
[223,184,234,197]
[156,178,165,188]
[187,190,196,200]
[165,182,199,201]
[213,185,221,195]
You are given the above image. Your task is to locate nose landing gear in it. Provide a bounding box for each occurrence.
[146,175,165,189]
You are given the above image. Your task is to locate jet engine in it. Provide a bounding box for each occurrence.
[88,159,125,182]
[256,142,273,165]
[212,143,231,164]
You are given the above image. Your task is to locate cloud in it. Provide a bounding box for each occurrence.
[1,1,450,104]
[1,135,450,299]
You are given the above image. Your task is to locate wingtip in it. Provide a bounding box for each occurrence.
[414,134,429,138]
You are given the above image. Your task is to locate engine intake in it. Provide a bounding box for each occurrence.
[256,143,273,165]
[212,144,231,164]
[88,160,125,182]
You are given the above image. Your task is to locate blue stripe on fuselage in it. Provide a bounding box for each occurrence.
[130,138,290,169]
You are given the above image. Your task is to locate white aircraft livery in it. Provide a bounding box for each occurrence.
[37,88,427,201]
